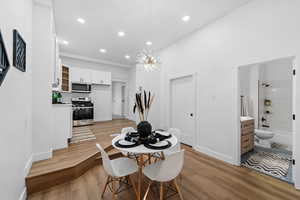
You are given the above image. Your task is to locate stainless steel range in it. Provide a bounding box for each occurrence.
[72,97,94,127]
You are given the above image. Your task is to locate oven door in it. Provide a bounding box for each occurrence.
[72,83,91,93]
[73,107,94,120]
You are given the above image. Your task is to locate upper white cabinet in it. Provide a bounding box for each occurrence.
[71,67,92,83]
[70,68,111,85]
[92,71,111,85]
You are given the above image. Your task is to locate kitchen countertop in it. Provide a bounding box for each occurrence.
[52,103,72,107]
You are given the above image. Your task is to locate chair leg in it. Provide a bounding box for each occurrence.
[143,181,152,200]
[173,179,184,200]
[101,176,110,197]
[128,175,138,198]
[112,178,117,200]
[160,182,164,200]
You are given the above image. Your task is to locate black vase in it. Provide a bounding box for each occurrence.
[137,121,152,139]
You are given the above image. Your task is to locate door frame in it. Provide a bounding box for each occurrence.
[236,56,297,185]
[112,79,128,119]
[168,72,197,147]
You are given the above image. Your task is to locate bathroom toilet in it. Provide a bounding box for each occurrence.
[255,129,274,148]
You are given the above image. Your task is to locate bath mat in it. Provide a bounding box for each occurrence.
[271,142,289,151]
[70,126,96,144]
[242,151,291,178]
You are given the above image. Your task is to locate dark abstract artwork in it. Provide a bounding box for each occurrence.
[0,30,10,86]
[13,29,26,72]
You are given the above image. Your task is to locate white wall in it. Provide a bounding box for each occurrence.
[152,0,300,187]
[128,67,137,121]
[0,0,33,199]
[32,0,55,162]
[136,64,161,129]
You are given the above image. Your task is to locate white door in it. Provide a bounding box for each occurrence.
[170,75,195,146]
[121,85,126,116]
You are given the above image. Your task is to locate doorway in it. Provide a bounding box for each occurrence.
[112,81,126,119]
[237,56,295,184]
[169,74,196,146]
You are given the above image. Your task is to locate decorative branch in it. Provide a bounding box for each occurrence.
[133,90,155,121]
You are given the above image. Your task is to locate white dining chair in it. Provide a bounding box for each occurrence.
[96,143,138,200]
[164,128,181,156]
[143,150,185,200]
[121,127,135,135]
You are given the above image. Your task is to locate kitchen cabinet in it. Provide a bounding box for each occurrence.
[92,70,111,85]
[52,104,73,150]
[61,65,70,92]
[71,67,92,83]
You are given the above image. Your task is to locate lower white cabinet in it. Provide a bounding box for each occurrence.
[52,104,72,150]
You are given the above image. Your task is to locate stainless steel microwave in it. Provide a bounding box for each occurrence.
[72,83,91,93]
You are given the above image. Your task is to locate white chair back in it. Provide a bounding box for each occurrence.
[121,127,135,134]
[156,150,185,182]
[168,128,181,152]
[96,143,116,177]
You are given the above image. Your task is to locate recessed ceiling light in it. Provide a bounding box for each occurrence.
[77,18,85,24]
[118,31,125,37]
[182,15,190,22]
[61,40,69,45]
[125,55,130,59]
[99,49,107,53]
[146,41,152,46]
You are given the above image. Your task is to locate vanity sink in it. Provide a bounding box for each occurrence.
[240,116,254,121]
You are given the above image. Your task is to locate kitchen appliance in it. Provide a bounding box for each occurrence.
[72,83,91,93]
[72,97,94,126]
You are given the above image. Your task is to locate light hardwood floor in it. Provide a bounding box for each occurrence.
[28,120,300,200]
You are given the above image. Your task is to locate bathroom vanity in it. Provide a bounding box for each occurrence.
[240,117,255,154]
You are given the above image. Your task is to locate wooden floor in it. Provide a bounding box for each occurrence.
[28,119,136,178]
[28,120,300,200]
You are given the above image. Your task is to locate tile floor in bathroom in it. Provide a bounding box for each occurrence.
[241,146,293,184]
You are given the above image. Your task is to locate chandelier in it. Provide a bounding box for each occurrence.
[136,49,161,72]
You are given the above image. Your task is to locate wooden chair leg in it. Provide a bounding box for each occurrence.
[101,176,110,197]
[160,182,164,200]
[128,175,138,198]
[173,179,184,200]
[112,178,117,200]
[148,153,151,164]
[143,181,152,200]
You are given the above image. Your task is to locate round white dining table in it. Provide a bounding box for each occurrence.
[112,132,178,200]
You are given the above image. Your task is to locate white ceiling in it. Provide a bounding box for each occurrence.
[54,0,250,67]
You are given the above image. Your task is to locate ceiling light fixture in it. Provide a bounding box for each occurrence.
[99,49,107,53]
[77,18,85,24]
[182,15,190,22]
[118,31,125,37]
[146,41,152,46]
[125,55,130,59]
[60,40,69,45]
[136,49,160,72]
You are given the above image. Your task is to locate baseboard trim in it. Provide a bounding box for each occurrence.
[19,155,33,200]
[194,145,235,165]
[33,148,53,162]
[18,187,27,200]
[24,154,33,177]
